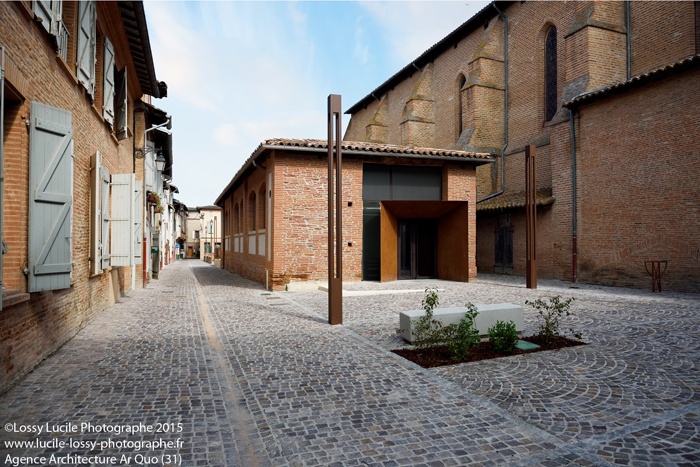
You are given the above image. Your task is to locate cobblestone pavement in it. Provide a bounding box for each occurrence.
[1,261,699,466]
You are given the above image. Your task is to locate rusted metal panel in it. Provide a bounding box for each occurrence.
[526,145,537,289]
[327,94,343,325]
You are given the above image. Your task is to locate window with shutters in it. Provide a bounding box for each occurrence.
[544,26,558,122]
[77,0,96,97]
[115,66,128,140]
[32,0,62,38]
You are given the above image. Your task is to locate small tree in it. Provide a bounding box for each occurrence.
[525,295,581,345]
[412,288,444,348]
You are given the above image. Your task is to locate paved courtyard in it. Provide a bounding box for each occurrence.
[1,260,699,466]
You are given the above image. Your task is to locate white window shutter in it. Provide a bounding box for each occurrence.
[116,66,128,140]
[50,1,62,36]
[77,1,96,97]
[100,166,111,269]
[111,174,135,267]
[33,0,53,34]
[89,151,101,276]
[133,183,142,263]
[103,37,115,125]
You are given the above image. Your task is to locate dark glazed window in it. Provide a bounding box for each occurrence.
[458,74,467,137]
[545,26,558,122]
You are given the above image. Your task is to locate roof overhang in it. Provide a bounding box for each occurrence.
[118,1,161,98]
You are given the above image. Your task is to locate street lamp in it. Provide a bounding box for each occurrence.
[155,149,166,172]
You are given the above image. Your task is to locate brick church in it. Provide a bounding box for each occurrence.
[217,1,699,292]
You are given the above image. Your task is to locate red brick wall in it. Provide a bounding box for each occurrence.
[269,153,363,290]
[1,1,147,393]
[630,1,696,76]
[575,67,700,292]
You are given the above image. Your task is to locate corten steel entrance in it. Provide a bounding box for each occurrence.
[398,220,437,279]
[380,201,470,282]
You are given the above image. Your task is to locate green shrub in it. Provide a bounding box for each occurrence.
[488,320,518,354]
[444,303,480,360]
[525,295,581,345]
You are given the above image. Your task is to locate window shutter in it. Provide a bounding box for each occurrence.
[115,66,128,140]
[28,101,74,293]
[111,173,135,266]
[133,183,143,263]
[100,166,111,269]
[89,151,101,276]
[33,0,53,34]
[103,37,115,125]
[77,0,96,97]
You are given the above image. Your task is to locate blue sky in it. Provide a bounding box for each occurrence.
[144,0,489,207]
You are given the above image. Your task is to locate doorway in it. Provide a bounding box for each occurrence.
[495,214,513,274]
[398,220,437,279]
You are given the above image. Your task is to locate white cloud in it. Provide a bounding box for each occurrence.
[359,1,489,67]
[353,23,370,65]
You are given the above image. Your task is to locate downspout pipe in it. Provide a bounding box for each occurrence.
[569,108,578,283]
[625,0,631,79]
[478,3,508,203]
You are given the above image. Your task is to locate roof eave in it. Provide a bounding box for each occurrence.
[118,1,160,98]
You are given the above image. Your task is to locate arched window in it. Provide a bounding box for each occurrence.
[457,74,467,139]
[258,184,266,230]
[248,191,256,232]
[545,26,558,122]
[233,202,240,234]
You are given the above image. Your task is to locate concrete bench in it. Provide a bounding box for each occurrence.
[399,303,524,344]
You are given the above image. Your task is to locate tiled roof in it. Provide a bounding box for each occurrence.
[564,54,700,108]
[215,139,493,206]
[477,188,555,212]
[260,138,493,161]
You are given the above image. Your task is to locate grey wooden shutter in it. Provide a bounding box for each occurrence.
[50,1,62,37]
[111,173,134,266]
[103,37,115,125]
[33,0,53,34]
[89,151,101,276]
[115,66,128,140]
[77,0,96,97]
[133,183,142,263]
[28,101,73,292]
[100,166,111,269]
[33,0,62,36]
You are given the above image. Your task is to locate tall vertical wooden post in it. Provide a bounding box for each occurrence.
[327,94,343,325]
[526,145,537,288]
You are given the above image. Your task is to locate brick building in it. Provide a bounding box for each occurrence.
[1,0,169,393]
[344,1,699,292]
[216,139,491,291]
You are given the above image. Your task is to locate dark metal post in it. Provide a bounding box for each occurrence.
[526,145,537,289]
[327,94,343,325]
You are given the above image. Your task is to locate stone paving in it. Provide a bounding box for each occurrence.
[1,260,699,466]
